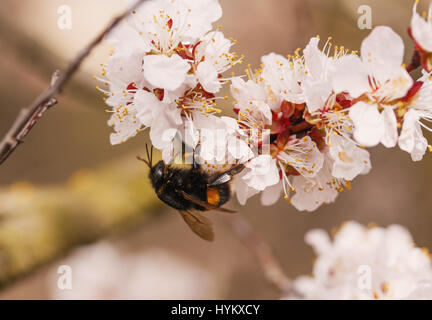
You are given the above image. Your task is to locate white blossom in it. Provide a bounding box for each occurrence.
[399,109,428,161]
[98,0,242,157]
[302,37,338,113]
[411,1,432,53]
[399,71,432,161]
[287,222,432,300]
[290,154,341,212]
[261,52,306,108]
[333,27,413,148]
[236,155,280,205]
[328,134,371,181]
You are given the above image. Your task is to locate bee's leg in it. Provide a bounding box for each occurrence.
[157,183,187,210]
[208,164,245,186]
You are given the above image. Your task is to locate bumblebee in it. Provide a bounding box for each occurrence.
[139,146,244,241]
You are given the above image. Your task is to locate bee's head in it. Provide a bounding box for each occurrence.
[149,160,169,186]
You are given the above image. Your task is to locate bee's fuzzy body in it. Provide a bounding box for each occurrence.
[149,161,230,212]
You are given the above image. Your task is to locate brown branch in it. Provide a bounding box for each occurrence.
[406,49,421,73]
[226,215,299,296]
[0,0,147,166]
[0,155,161,289]
[290,121,313,135]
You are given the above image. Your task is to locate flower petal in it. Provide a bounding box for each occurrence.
[143,54,191,91]
[361,26,405,84]
[149,104,182,150]
[304,37,327,79]
[349,102,384,147]
[261,181,283,206]
[411,3,432,52]
[196,61,221,93]
[329,134,372,181]
[380,106,398,148]
[331,54,370,98]
[399,109,428,161]
[302,80,333,113]
[243,155,280,191]
[235,171,260,205]
[134,90,161,127]
[291,175,338,212]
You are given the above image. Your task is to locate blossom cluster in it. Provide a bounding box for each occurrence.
[286,222,432,300]
[98,0,432,212]
[97,0,242,161]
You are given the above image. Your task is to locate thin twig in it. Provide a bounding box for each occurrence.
[226,214,298,296]
[406,49,421,73]
[0,0,147,166]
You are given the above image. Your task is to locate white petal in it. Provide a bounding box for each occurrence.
[109,116,141,145]
[304,37,327,79]
[231,77,268,105]
[331,54,370,98]
[106,25,151,55]
[302,80,333,113]
[162,142,175,164]
[134,90,161,127]
[106,52,145,85]
[181,0,222,39]
[243,155,280,191]
[291,175,338,212]
[261,52,306,106]
[201,31,232,65]
[380,107,398,148]
[235,171,260,205]
[329,135,372,181]
[374,67,414,101]
[227,136,254,162]
[149,104,182,150]
[261,181,283,206]
[349,102,384,147]
[251,101,273,125]
[399,109,428,161]
[196,61,221,93]
[305,229,332,255]
[284,136,324,178]
[143,54,191,91]
[411,3,432,52]
[220,116,240,132]
[361,26,405,84]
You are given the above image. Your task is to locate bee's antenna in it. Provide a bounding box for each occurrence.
[145,144,150,163]
[137,155,151,168]
[150,146,153,166]
[139,144,152,168]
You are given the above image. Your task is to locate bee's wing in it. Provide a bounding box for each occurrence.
[178,210,214,242]
[208,164,245,186]
[179,190,236,213]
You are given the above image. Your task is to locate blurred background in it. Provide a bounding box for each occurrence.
[0,0,431,299]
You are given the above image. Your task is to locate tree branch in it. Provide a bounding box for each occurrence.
[406,49,421,73]
[226,215,299,296]
[0,156,160,290]
[0,0,147,166]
